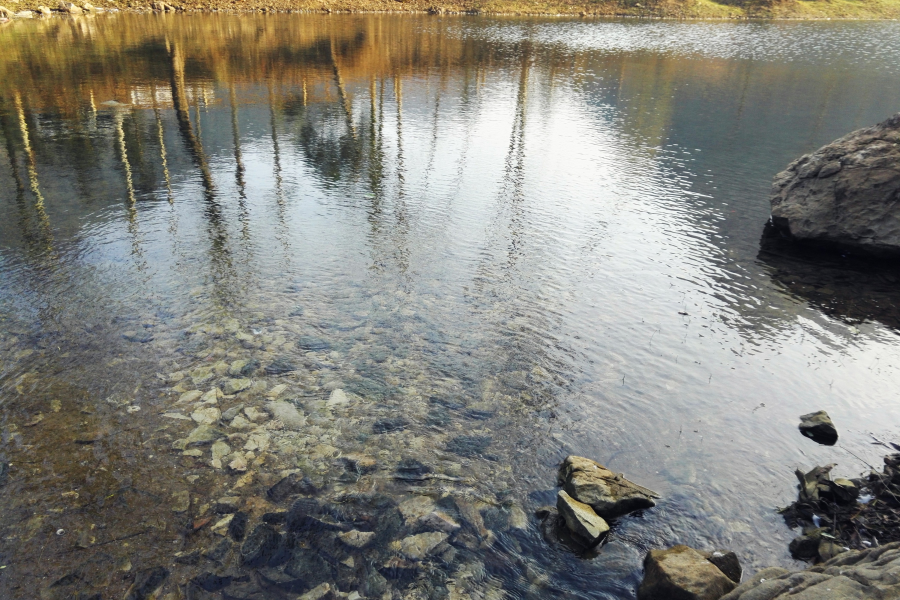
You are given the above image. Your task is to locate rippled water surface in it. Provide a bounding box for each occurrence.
[2,13,900,600]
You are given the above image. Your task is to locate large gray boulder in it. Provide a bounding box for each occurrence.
[557,455,660,518]
[721,542,900,600]
[770,112,900,256]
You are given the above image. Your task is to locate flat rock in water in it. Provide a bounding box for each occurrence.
[391,531,448,560]
[558,455,660,518]
[770,112,900,257]
[556,490,609,545]
[240,523,281,567]
[339,529,376,548]
[223,378,252,395]
[639,545,736,600]
[798,410,838,445]
[265,356,297,375]
[191,407,221,425]
[266,401,305,429]
[184,424,226,447]
[267,472,317,502]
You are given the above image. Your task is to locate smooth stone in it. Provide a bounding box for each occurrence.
[215,496,241,513]
[558,455,660,518]
[229,455,248,472]
[798,410,838,446]
[639,545,737,600]
[266,401,305,429]
[556,490,609,545]
[222,378,252,395]
[391,532,448,560]
[190,366,215,385]
[338,530,376,548]
[191,407,221,425]
[211,441,231,466]
[228,359,259,377]
[182,449,203,457]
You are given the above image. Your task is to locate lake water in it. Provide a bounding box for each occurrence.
[2,13,900,600]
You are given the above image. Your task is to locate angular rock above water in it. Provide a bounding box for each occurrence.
[798,410,838,445]
[556,490,609,545]
[638,545,737,600]
[557,455,660,518]
[770,112,900,257]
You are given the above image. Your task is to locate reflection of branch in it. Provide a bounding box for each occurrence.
[330,38,355,138]
[169,42,214,192]
[14,92,53,250]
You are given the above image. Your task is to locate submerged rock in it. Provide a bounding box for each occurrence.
[639,545,737,600]
[123,566,169,600]
[770,112,900,257]
[240,523,281,567]
[223,378,252,395]
[556,490,609,545]
[798,410,838,445]
[391,532,448,560]
[557,455,660,518]
[265,356,297,375]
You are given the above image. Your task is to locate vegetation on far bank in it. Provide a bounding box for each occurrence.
[3,0,900,20]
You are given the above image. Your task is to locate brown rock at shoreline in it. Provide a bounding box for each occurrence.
[639,545,737,600]
[557,455,660,518]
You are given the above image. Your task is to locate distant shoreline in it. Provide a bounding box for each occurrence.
[3,0,900,21]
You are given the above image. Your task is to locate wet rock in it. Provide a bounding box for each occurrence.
[558,455,660,518]
[262,511,288,524]
[266,384,288,399]
[229,511,248,541]
[191,366,215,385]
[396,458,431,477]
[244,406,268,422]
[223,378,252,395]
[215,496,241,513]
[556,490,609,545]
[373,417,408,434]
[798,410,838,445]
[638,545,736,600]
[37,6,52,15]
[419,511,461,534]
[789,528,828,561]
[211,440,231,467]
[229,454,248,472]
[229,415,252,430]
[204,538,233,563]
[391,531,449,560]
[192,573,233,592]
[338,529,375,548]
[265,356,297,375]
[123,331,153,343]
[184,424,226,447]
[298,583,334,600]
[199,388,222,405]
[171,490,191,513]
[0,6,11,17]
[221,404,245,422]
[341,453,377,474]
[378,556,419,582]
[297,335,330,352]
[123,566,169,600]
[704,551,742,584]
[828,478,859,504]
[268,473,318,502]
[770,112,900,257]
[212,514,235,536]
[266,401,305,429]
[240,524,281,567]
[178,390,203,404]
[445,435,491,457]
[283,547,331,586]
[191,406,221,425]
[229,359,259,377]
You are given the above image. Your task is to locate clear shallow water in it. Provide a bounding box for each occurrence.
[1,13,900,600]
